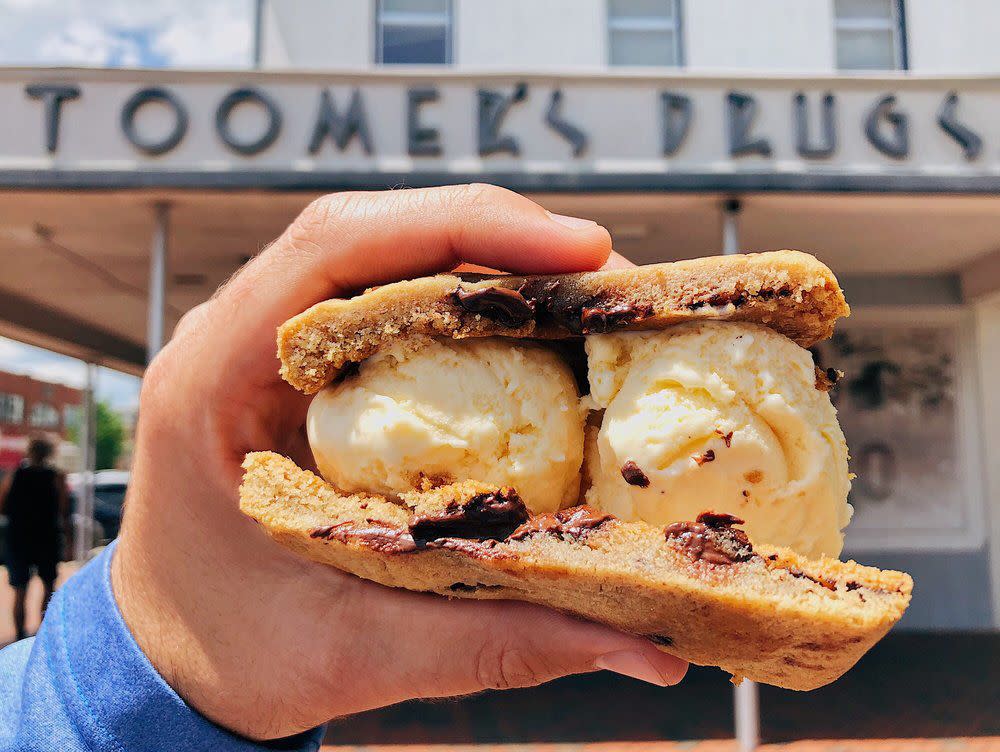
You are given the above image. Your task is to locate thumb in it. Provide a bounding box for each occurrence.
[373,595,687,701]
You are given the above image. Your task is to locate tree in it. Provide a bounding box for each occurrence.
[68,401,126,470]
[95,402,125,470]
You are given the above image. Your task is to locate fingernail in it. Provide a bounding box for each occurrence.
[595,650,672,686]
[547,211,598,231]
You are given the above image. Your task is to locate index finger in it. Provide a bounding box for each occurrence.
[190,184,612,378]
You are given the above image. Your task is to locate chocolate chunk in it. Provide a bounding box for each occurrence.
[409,488,529,543]
[784,566,837,591]
[453,286,534,327]
[449,582,504,592]
[578,303,652,334]
[696,511,745,528]
[647,634,674,647]
[664,512,754,565]
[693,449,716,466]
[621,460,650,487]
[518,279,560,313]
[814,366,843,392]
[333,360,360,384]
[508,505,614,541]
[310,520,418,554]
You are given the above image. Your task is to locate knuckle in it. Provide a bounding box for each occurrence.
[456,182,509,210]
[286,192,366,254]
[475,642,548,691]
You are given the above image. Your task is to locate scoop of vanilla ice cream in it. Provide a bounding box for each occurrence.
[584,321,851,559]
[307,336,585,513]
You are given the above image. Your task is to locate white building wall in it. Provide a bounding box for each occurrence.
[456,0,604,68]
[683,0,835,72]
[263,0,371,69]
[906,0,1000,73]
[261,0,1000,75]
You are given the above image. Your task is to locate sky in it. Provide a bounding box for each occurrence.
[0,0,253,68]
[0,337,140,412]
[0,1,255,411]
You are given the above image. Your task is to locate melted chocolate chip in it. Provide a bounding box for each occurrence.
[409,489,529,543]
[685,287,793,311]
[647,634,674,647]
[717,430,734,448]
[693,449,716,466]
[518,279,560,314]
[579,303,652,334]
[696,511,744,528]
[333,361,360,384]
[449,582,504,592]
[310,520,418,554]
[508,505,614,541]
[452,286,534,327]
[664,511,754,565]
[814,366,842,392]
[784,566,837,591]
[621,460,650,488]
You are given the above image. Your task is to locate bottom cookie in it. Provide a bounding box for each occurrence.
[239,451,912,691]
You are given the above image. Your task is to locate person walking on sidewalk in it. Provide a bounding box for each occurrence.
[0,437,68,641]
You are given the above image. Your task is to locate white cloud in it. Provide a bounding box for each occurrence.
[153,5,252,68]
[0,0,251,68]
[38,18,140,67]
[0,337,140,411]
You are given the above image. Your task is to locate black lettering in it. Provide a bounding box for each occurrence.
[25,84,81,153]
[477,83,527,157]
[864,94,908,159]
[936,92,982,161]
[308,89,373,155]
[407,87,441,157]
[120,87,188,156]
[660,91,692,156]
[726,91,771,157]
[215,87,282,156]
[545,89,587,157]
[793,92,836,159]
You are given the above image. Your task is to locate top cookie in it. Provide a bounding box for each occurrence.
[278,250,849,394]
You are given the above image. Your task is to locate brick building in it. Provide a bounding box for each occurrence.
[0,370,83,473]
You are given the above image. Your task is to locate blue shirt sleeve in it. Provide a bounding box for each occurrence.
[0,541,325,752]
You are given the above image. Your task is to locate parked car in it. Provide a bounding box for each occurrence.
[67,470,129,552]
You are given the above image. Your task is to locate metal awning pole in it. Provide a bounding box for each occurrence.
[74,362,96,562]
[147,203,170,361]
[252,0,265,68]
[723,196,761,752]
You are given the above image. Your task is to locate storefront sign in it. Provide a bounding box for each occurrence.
[814,308,986,552]
[1,68,997,191]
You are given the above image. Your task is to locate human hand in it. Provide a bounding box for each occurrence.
[113,184,687,741]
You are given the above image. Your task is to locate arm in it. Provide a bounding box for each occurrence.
[0,471,12,517]
[0,186,684,749]
[114,185,684,739]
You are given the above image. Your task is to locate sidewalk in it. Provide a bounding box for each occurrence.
[320,741,1000,751]
[0,561,80,646]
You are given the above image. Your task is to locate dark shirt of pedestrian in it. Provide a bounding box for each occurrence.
[0,437,69,641]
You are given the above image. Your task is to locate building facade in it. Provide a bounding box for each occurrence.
[0,371,82,472]
[0,2,997,740]
[261,0,1000,74]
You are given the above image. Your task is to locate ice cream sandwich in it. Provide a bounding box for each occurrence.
[239,249,913,691]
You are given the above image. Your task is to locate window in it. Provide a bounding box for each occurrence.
[29,402,59,429]
[608,0,682,67]
[0,394,24,424]
[376,0,452,65]
[63,405,82,432]
[834,0,906,70]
